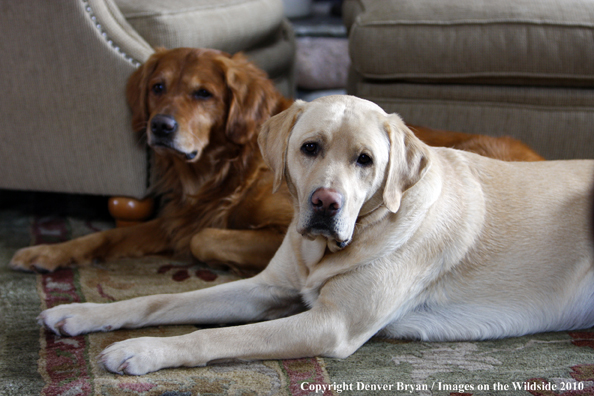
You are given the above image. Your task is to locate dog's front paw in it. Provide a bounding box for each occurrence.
[99,338,170,375]
[10,245,71,272]
[38,303,111,336]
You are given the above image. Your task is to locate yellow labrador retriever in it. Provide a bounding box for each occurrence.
[38,95,594,375]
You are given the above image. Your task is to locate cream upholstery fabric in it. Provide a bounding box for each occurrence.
[0,0,294,198]
[117,0,283,53]
[0,0,151,197]
[349,73,594,160]
[116,0,295,81]
[345,0,594,160]
[346,0,594,85]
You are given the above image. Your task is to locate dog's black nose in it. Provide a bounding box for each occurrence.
[311,188,343,217]
[150,114,178,137]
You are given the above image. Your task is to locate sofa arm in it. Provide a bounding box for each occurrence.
[0,0,154,198]
[88,0,153,64]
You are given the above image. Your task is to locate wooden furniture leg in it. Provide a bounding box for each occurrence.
[108,197,155,227]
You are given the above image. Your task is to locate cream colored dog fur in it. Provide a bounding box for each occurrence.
[38,95,594,375]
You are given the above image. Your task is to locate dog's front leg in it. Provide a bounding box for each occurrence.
[10,218,171,272]
[190,228,285,275]
[99,263,413,375]
[39,274,303,337]
[99,308,340,375]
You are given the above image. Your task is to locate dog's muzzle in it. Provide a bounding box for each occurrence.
[148,114,198,161]
[311,187,343,218]
[300,188,350,249]
[150,114,178,139]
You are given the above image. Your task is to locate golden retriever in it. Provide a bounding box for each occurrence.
[10,48,542,275]
[37,96,592,375]
[10,48,294,275]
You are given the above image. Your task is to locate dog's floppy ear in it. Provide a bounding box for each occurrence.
[383,114,432,213]
[126,48,166,133]
[219,52,284,145]
[258,100,306,192]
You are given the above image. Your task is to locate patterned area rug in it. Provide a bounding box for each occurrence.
[1,209,594,396]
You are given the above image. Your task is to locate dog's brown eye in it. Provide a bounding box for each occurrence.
[301,142,319,156]
[193,89,212,100]
[152,83,164,95]
[357,153,373,166]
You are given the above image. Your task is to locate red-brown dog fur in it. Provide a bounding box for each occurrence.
[127,49,294,258]
[9,48,543,275]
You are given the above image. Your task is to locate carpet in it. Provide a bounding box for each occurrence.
[296,37,349,91]
[1,208,594,396]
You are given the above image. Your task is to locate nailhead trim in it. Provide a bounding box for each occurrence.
[82,0,151,191]
[82,0,142,67]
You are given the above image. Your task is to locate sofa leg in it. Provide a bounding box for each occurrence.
[108,197,155,227]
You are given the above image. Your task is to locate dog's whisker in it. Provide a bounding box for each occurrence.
[135,133,147,146]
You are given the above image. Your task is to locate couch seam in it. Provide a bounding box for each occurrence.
[355,19,594,28]
[122,0,261,20]
[82,0,142,67]
[363,96,594,112]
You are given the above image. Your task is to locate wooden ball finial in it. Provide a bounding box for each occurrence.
[108,197,155,227]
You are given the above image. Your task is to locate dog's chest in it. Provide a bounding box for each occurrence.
[294,236,328,307]
[300,237,326,267]
[300,288,320,308]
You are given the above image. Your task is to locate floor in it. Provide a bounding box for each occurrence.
[290,0,346,38]
[290,0,349,101]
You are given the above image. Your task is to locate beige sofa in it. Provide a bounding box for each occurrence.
[344,0,594,160]
[0,0,295,199]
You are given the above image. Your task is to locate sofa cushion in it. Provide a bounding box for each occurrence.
[348,72,594,160]
[345,0,594,86]
[116,0,284,54]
